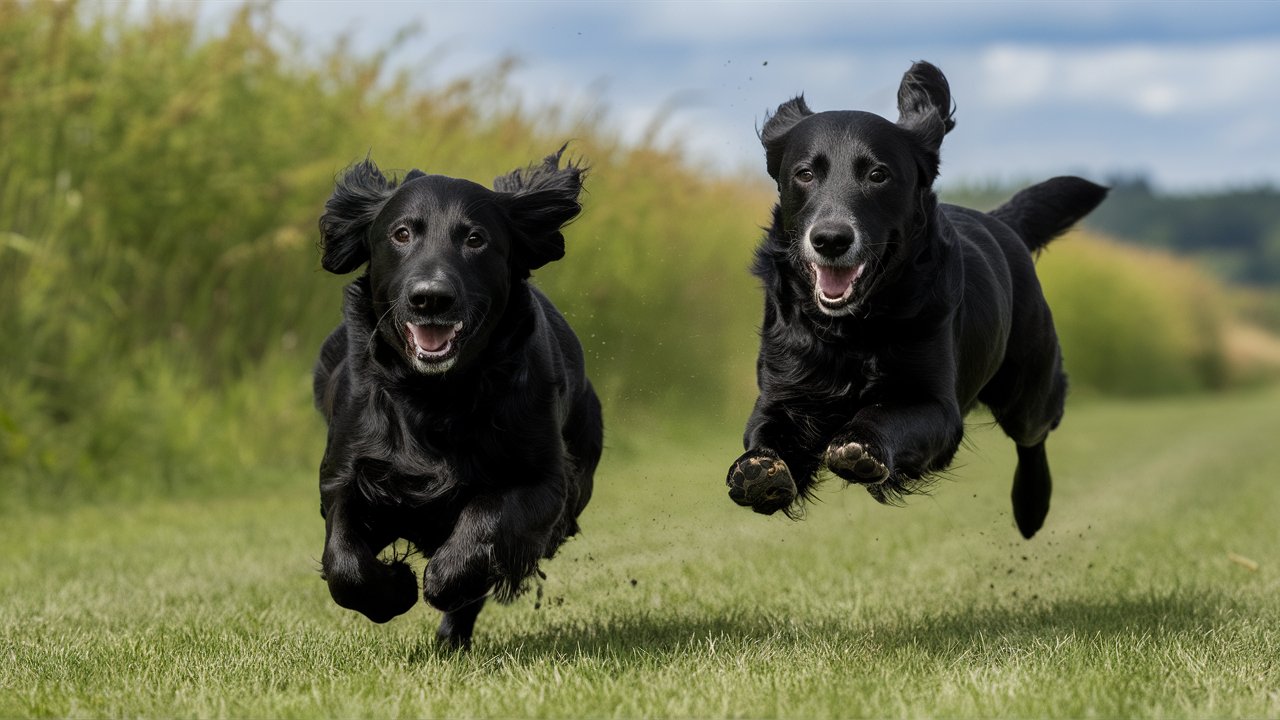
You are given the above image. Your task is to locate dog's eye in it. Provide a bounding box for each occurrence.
[392,227,411,243]
[465,231,487,249]
[868,168,889,184]
[794,168,815,184]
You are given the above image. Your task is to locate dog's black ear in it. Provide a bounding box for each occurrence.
[896,61,956,180]
[495,145,585,272]
[319,159,394,274]
[403,168,427,183]
[760,96,813,180]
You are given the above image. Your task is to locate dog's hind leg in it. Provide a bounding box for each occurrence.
[436,597,487,650]
[1010,441,1052,539]
[980,343,1067,539]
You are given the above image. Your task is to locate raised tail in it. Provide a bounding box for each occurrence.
[991,176,1108,252]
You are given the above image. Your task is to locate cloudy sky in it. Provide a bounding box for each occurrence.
[234,1,1279,192]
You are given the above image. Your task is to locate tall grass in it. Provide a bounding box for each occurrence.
[0,2,1256,508]
[1038,233,1230,395]
[0,2,770,506]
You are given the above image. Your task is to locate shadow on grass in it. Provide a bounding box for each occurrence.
[407,589,1243,665]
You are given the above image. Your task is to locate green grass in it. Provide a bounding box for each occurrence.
[4,389,1280,718]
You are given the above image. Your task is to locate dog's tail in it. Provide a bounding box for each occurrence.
[990,177,1108,252]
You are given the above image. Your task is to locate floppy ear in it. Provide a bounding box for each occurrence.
[896,61,956,182]
[318,159,394,274]
[760,96,813,180]
[495,146,585,272]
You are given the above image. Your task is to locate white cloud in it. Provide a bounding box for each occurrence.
[978,40,1280,116]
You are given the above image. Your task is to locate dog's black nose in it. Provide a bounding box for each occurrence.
[407,280,456,315]
[810,224,854,259]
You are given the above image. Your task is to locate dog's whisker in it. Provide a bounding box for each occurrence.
[364,302,399,359]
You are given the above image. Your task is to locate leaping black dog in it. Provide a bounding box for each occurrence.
[726,62,1106,538]
[314,149,602,648]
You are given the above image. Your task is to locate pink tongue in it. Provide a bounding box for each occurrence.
[816,264,863,299]
[407,323,456,352]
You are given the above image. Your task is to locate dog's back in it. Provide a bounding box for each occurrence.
[948,178,1107,538]
[527,285,603,524]
[312,325,347,421]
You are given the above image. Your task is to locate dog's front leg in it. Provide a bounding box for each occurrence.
[422,474,566,645]
[826,330,966,498]
[727,397,826,516]
[320,479,418,624]
[825,396,963,497]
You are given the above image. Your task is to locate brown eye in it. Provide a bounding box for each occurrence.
[465,231,487,249]
[795,168,815,184]
[868,168,889,184]
[392,227,411,243]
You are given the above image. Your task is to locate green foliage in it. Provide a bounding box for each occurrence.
[1037,233,1229,395]
[3,390,1279,717]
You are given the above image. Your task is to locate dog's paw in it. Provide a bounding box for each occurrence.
[825,441,890,485]
[727,452,797,515]
[325,558,419,624]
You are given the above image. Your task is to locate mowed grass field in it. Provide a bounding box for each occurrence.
[3,389,1279,718]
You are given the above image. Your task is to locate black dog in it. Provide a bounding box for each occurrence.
[313,148,602,648]
[726,62,1106,538]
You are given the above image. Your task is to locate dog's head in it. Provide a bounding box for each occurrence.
[760,61,956,317]
[319,148,584,374]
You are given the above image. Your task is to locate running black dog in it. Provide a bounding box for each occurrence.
[726,62,1106,538]
[313,148,602,648]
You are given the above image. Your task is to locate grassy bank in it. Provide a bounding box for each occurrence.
[3,388,1277,718]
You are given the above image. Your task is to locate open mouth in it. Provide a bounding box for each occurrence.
[404,321,463,371]
[811,262,866,313]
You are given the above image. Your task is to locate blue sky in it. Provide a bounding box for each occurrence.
[218,1,1280,192]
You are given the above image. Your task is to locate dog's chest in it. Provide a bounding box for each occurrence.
[348,409,501,498]
[403,414,520,483]
[352,454,457,507]
[767,337,873,402]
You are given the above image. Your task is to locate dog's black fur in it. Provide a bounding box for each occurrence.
[726,62,1106,538]
[313,148,602,648]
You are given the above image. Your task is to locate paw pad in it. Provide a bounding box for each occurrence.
[825,441,890,484]
[727,454,797,515]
